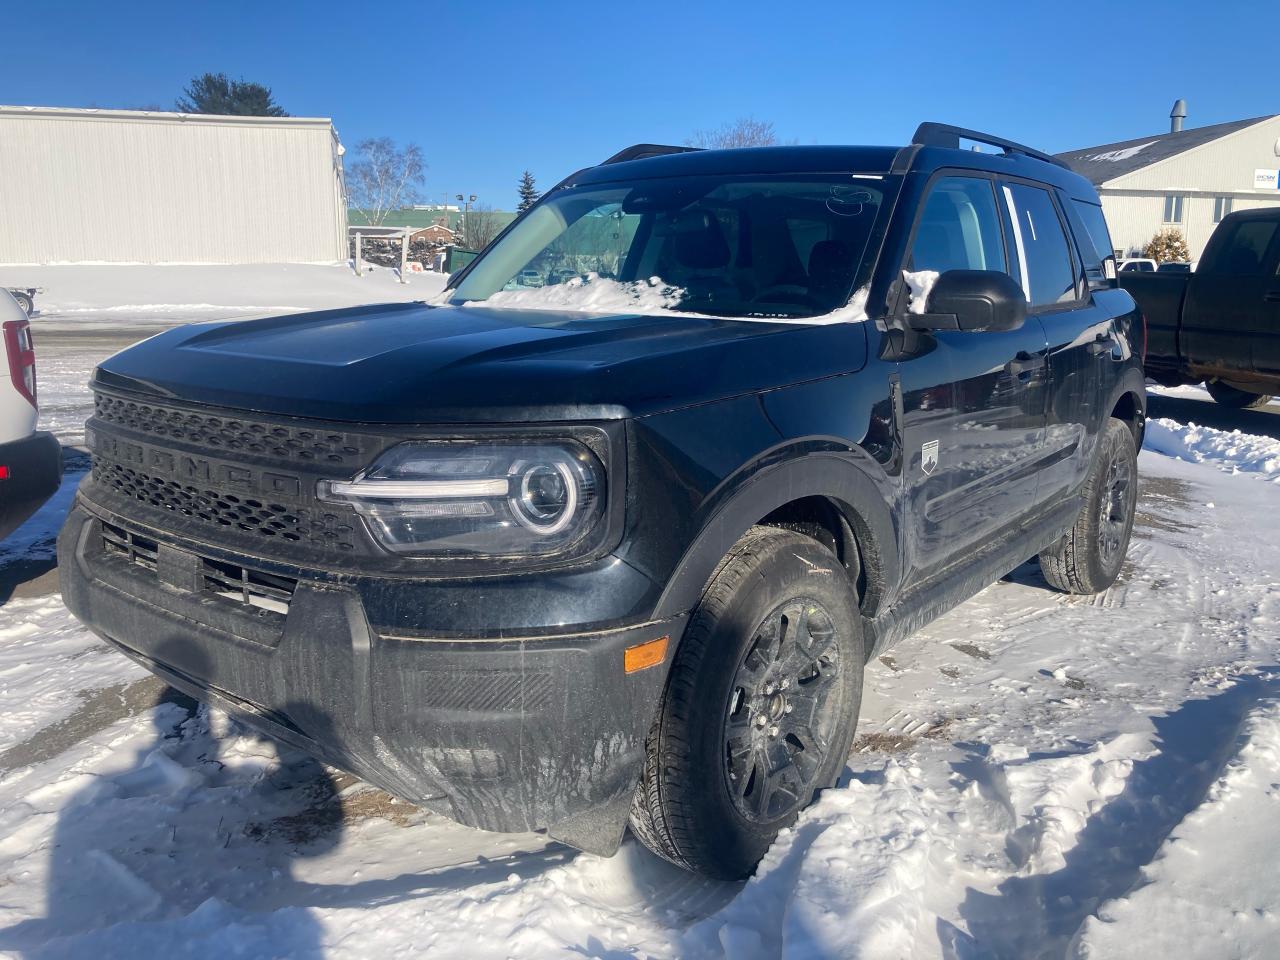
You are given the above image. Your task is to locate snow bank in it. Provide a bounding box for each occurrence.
[1144,417,1280,479]
[0,263,445,325]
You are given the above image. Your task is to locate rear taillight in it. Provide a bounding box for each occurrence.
[3,318,37,408]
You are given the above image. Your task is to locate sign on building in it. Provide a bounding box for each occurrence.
[1255,169,1280,190]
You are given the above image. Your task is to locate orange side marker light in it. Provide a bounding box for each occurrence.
[624,636,669,674]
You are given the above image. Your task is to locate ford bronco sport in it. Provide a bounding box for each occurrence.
[60,124,1145,880]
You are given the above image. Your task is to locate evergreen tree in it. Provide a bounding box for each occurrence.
[176,73,288,117]
[517,170,540,213]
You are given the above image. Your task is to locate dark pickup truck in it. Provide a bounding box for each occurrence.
[1123,208,1280,408]
[60,124,1145,880]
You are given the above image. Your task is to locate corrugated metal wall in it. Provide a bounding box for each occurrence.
[0,107,347,264]
[1100,117,1280,259]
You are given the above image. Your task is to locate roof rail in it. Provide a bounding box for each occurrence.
[601,143,702,165]
[912,123,1069,170]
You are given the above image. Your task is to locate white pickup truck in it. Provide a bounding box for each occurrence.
[0,292,60,539]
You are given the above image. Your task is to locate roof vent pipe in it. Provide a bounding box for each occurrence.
[1170,99,1187,133]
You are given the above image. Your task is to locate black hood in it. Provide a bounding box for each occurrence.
[93,301,869,423]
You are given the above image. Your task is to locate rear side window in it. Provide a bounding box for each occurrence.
[910,176,1007,274]
[1204,219,1279,275]
[1003,183,1077,307]
[1069,199,1116,290]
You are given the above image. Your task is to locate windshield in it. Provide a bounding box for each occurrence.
[448,175,891,320]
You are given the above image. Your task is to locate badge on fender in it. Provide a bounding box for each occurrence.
[922,439,940,475]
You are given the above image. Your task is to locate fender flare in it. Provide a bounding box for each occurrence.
[650,450,900,623]
[1105,366,1148,442]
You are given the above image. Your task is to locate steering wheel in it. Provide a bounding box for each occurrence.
[751,285,824,310]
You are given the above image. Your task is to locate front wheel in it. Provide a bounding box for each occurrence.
[629,526,864,879]
[10,292,33,315]
[1204,380,1271,410]
[1039,418,1138,594]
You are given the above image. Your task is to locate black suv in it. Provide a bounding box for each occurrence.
[60,124,1145,880]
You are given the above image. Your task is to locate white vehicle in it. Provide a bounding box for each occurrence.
[1117,258,1158,273]
[517,268,545,287]
[0,292,60,539]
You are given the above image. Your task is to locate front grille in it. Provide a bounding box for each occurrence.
[93,459,358,551]
[93,393,374,468]
[102,521,297,617]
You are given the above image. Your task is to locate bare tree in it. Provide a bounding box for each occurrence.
[347,138,427,226]
[461,204,502,252]
[686,117,780,149]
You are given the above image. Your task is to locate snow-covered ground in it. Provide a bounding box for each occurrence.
[2,263,446,332]
[2,299,1279,957]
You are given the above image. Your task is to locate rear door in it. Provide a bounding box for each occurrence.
[1182,216,1280,378]
[897,173,1049,587]
[1015,185,1117,506]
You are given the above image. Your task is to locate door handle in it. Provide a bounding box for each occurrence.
[1006,352,1045,376]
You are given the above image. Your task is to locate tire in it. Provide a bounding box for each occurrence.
[1204,380,1271,410]
[1039,418,1138,595]
[629,526,864,879]
[10,292,33,315]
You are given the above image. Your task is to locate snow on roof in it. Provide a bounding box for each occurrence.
[1056,115,1278,185]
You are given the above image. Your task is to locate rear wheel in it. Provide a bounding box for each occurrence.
[1040,418,1137,594]
[1204,380,1271,410]
[629,526,864,879]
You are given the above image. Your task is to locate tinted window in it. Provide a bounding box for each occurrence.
[1004,183,1077,307]
[910,176,1007,274]
[1205,219,1279,275]
[1070,199,1116,289]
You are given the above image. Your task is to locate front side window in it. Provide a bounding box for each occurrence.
[1003,183,1077,307]
[1213,197,1233,223]
[1163,195,1186,224]
[449,176,892,319]
[909,175,1008,275]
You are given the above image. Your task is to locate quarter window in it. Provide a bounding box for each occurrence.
[1163,195,1186,224]
[909,176,1007,275]
[1213,197,1233,223]
[1003,183,1077,307]
[1070,199,1117,289]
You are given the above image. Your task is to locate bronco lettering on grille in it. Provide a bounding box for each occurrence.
[94,433,305,500]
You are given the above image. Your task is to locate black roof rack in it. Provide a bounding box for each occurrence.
[912,123,1069,170]
[601,143,702,165]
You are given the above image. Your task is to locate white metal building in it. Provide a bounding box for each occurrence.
[0,106,347,265]
[1058,104,1280,260]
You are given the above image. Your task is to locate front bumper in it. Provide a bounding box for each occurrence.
[59,500,684,854]
[0,430,62,539]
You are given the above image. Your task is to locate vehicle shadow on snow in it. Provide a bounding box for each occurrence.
[0,636,719,956]
[1147,394,1280,442]
[942,669,1280,960]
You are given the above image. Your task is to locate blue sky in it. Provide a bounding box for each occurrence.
[2,0,1272,209]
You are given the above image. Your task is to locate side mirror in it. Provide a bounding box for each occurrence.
[910,269,1027,333]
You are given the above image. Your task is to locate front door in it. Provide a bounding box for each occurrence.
[897,174,1049,588]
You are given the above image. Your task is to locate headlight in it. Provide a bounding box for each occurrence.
[317,440,605,559]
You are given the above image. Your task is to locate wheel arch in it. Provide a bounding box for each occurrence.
[650,451,899,628]
[1107,368,1147,448]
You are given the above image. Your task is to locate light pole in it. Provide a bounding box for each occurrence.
[455,193,477,247]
